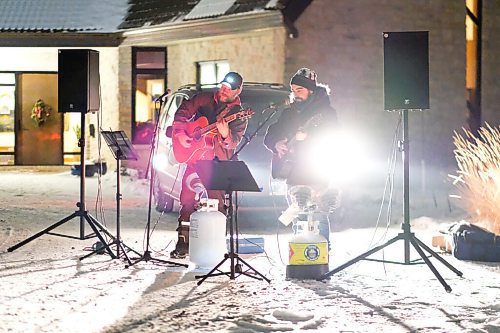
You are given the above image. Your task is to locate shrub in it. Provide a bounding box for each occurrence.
[450,123,499,234]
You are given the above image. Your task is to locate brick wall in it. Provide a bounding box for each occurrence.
[167,27,286,91]
[482,0,500,126]
[286,0,470,170]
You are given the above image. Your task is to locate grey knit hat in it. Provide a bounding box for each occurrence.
[290,68,317,91]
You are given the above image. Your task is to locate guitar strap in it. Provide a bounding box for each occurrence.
[285,104,318,141]
[216,108,231,123]
[215,102,228,118]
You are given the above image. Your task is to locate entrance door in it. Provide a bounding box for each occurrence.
[16,73,63,165]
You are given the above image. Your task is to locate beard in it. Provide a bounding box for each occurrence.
[220,95,235,103]
[293,97,306,105]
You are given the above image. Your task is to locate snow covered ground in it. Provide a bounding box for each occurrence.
[0,168,499,333]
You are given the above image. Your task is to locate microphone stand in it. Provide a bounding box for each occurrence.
[126,91,188,269]
[229,105,281,271]
[231,105,282,159]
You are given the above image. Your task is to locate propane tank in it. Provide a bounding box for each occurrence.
[286,212,329,279]
[189,198,226,268]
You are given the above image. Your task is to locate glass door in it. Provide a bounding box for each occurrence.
[0,73,15,165]
[16,73,63,165]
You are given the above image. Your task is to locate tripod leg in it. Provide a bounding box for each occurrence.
[196,255,230,285]
[83,214,116,259]
[236,256,270,283]
[121,243,142,257]
[319,233,402,280]
[87,214,116,239]
[116,241,133,266]
[409,236,452,292]
[79,243,106,260]
[7,212,79,252]
[413,236,463,276]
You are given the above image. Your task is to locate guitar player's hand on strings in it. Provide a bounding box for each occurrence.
[275,138,288,158]
[177,132,192,148]
[216,117,230,139]
[295,128,307,141]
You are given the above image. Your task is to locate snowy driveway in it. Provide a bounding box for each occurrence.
[1,169,499,332]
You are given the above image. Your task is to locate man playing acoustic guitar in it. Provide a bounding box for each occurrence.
[170,72,248,259]
[264,68,340,247]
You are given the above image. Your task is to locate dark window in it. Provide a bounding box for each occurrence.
[196,60,229,85]
[132,47,167,144]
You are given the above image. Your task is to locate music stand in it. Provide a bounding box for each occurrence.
[79,130,141,264]
[193,159,271,285]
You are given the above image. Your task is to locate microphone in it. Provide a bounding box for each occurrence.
[153,89,172,103]
[269,99,291,109]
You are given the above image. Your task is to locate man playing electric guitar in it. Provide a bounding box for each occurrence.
[264,68,340,247]
[169,72,248,259]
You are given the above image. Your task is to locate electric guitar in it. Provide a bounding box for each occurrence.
[271,113,323,179]
[171,109,254,164]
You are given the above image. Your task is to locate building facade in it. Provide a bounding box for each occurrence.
[0,0,498,175]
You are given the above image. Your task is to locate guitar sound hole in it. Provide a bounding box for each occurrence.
[192,128,202,140]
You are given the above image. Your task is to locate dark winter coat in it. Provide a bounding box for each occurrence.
[264,86,338,185]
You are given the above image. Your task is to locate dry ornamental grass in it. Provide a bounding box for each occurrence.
[450,123,500,234]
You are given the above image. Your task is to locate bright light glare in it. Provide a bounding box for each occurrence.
[307,130,369,185]
[152,153,168,171]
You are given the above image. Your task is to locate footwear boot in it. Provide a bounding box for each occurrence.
[170,225,189,259]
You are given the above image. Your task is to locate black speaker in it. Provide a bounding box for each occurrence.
[58,49,100,113]
[383,31,429,110]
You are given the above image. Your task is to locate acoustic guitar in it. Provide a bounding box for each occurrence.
[271,113,323,179]
[171,109,254,164]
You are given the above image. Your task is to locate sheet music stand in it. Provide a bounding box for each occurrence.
[193,159,271,285]
[80,130,141,264]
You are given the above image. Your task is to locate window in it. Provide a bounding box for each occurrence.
[197,60,230,85]
[0,73,15,165]
[465,0,481,133]
[132,47,167,144]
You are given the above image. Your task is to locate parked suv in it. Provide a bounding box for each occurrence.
[152,82,290,216]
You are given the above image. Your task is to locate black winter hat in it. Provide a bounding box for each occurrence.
[290,68,317,91]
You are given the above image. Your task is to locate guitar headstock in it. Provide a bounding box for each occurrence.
[238,108,255,120]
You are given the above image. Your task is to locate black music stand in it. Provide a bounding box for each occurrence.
[193,159,271,285]
[79,131,141,264]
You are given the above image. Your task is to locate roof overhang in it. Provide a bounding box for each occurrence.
[0,11,284,48]
[0,32,123,47]
[120,11,284,46]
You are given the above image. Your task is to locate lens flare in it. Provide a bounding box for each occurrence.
[307,130,368,185]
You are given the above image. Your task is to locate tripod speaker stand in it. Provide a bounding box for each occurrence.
[193,159,271,285]
[8,111,117,260]
[318,109,463,292]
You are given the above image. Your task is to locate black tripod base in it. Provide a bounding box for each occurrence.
[125,250,189,269]
[79,238,141,265]
[7,209,117,260]
[318,231,463,292]
[195,252,271,285]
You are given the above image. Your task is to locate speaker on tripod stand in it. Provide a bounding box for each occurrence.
[318,31,463,292]
[8,49,117,259]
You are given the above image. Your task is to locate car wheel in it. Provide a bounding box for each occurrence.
[154,174,174,213]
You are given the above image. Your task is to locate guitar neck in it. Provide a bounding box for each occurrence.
[201,112,242,135]
[285,114,322,149]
